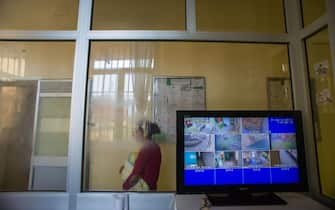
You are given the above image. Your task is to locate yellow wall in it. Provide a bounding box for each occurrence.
[92,0,185,30]
[196,0,285,33]
[0,0,78,30]
[0,42,75,79]
[306,29,335,199]
[301,0,326,26]
[87,41,290,191]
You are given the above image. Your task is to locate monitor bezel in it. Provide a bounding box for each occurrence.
[176,110,308,194]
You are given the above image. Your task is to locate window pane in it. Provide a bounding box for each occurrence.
[35,97,71,157]
[0,42,75,191]
[196,0,286,33]
[84,42,292,191]
[0,0,79,30]
[92,0,186,30]
[301,0,326,27]
[305,28,335,200]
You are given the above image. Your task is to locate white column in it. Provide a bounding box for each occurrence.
[186,0,196,32]
[284,0,320,196]
[67,0,92,209]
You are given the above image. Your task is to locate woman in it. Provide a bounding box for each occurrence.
[120,120,162,191]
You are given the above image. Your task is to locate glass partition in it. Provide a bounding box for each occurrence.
[301,0,326,27]
[0,0,79,30]
[196,0,286,33]
[83,41,292,191]
[305,28,335,200]
[35,96,72,157]
[0,41,75,191]
[91,0,186,30]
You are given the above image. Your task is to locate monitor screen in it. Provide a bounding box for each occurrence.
[177,111,307,193]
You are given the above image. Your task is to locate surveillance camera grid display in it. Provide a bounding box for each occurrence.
[184,117,300,186]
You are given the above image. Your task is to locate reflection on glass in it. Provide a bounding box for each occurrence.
[0,81,37,191]
[35,97,71,157]
[84,41,292,191]
[92,0,185,30]
[120,120,162,191]
[0,42,74,192]
[305,28,335,199]
[0,57,25,77]
[94,59,155,70]
[196,0,285,33]
[301,0,326,27]
[0,0,79,30]
[124,74,134,94]
[92,74,118,95]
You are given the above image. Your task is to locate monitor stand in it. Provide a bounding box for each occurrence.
[207,192,287,206]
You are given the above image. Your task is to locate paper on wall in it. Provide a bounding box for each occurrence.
[314,60,329,77]
[153,77,206,143]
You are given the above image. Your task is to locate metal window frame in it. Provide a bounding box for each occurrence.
[0,0,334,209]
[29,79,73,191]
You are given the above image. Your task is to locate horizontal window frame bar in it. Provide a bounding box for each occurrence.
[86,30,290,43]
[0,192,69,210]
[40,93,72,97]
[0,30,78,40]
[32,156,68,167]
[0,30,291,43]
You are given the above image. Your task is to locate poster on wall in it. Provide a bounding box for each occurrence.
[313,60,334,105]
[152,77,206,143]
[267,77,293,110]
[314,60,329,78]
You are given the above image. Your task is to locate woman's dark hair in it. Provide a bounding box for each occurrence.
[137,120,161,140]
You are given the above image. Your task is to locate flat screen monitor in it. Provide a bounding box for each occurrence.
[177,111,308,201]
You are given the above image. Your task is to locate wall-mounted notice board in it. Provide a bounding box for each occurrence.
[153,76,206,143]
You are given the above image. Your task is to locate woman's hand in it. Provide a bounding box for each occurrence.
[123,175,140,190]
[119,165,124,174]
